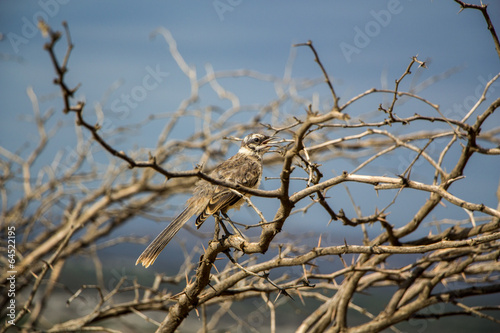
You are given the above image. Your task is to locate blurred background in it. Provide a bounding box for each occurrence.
[1,1,499,332]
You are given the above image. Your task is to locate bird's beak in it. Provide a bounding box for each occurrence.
[261,136,281,153]
[262,136,280,146]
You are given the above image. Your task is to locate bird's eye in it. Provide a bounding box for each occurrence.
[253,137,260,143]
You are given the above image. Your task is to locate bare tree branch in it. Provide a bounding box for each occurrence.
[2,4,499,332]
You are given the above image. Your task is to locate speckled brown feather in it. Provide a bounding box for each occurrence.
[136,133,272,268]
[194,153,262,227]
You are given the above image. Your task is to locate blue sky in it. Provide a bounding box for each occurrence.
[2,1,498,125]
[1,1,499,244]
[2,1,497,120]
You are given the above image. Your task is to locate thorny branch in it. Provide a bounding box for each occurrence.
[1,2,500,332]
[454,0,500,60]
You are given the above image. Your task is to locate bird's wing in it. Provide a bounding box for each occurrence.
[136,200,206,268]
[195,191,241,225]
[195,154,262,227]
[137,153,264,267]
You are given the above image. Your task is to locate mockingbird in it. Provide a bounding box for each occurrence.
[136,133,276,267]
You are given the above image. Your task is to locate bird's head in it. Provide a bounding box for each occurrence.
[239,133,278,157]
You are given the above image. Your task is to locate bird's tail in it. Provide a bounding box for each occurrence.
[136,204,199,268]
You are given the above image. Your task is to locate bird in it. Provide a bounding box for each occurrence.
[136,133,276,268]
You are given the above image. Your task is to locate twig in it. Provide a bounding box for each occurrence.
[293,40,340,110]
[454,0,500,60]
